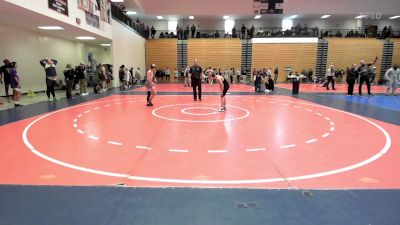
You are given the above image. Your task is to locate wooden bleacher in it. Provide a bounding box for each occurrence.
[252,43,317,82]
[392,39,400,66]
[146,39,177,71]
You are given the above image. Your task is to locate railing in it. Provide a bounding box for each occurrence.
[319,29,400,39]
[111,3,147,38]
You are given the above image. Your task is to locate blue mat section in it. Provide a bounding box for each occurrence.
[0,185,400,225]
[325,95,400,111]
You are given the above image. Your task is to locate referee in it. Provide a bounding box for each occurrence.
[190,59,203,101]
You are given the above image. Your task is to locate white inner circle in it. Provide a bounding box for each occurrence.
[22,97,392,184]
[180,107,219,116]
[152,104,250,123]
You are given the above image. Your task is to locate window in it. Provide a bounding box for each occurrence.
[224,19,235,34]
[282,19,293,31]
[168,20,178,34]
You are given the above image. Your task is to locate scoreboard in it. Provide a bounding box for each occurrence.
[253,0,284,14]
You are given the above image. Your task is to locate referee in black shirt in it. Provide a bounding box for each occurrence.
[190,59,203,101]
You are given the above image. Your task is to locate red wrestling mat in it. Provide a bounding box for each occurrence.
[131,83,255,93]
[0,95,399,189]
[277,83,388,94]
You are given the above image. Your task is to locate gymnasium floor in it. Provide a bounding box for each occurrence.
[0,83,399,224]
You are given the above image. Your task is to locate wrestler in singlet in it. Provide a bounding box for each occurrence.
[146,64,157,106]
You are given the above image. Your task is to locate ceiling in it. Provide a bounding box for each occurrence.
[0,1,111,45]
[123,0,400,20]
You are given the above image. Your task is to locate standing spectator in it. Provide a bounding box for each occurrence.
[384,64,399,96]
[77,62,88,95]
[274,66,279,84]
[236,68,241,83]
[165,67,171,82]
[232,26,237,38]
[250,25,255,38]
[63,64,76,98]
[229,68,234,84]
[185,25,190,40]
[241,24,246,39]
[40,58,59,102]
[189,59,203,101]
[145,26,150,39]
[387,26,392,39]
[307,68,313,83]
[119,65,127,90]
[174,68,180,80]
[381,26,388,39]
[358,56,378,96]
[346,64,358,96]
[325,65,336,90]
[364,25,369,37]
[135,67,142,83]
[191,24,196,38]
[150,26,156,39]
[254,70,262,92]
[10,62,22,107]
[184,65,190,87]
[0,59,13,102]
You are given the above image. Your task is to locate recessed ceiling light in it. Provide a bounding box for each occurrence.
[157,16,163,20]
[126,11,137,15]
[254,15,262,19]
[100,44,111,46]
[355,15,366,19]
[289,15,298,19]
[110,0,124,2]
[38,26,64,30]
[76,36,96,40]
[321,15,331,19]
[223,15,229,19]
[389,15,400,19]
[189,16,194,19]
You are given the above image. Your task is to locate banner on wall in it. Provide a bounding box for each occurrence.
[85,11,100,29]
[48,0,69,16]
[77,0,111,27]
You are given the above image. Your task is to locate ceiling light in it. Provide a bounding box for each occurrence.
[76,36,96,40]
[355,15,366,19]
[157,16,163,20]
[254,15,262,19]
[110,0,124,2]
[100,44,111,46]
[389,15,400,19]
[321,15,331,19]
[189,16,194,20]
[223,15,229,19]
[126,11,137,15]
[38,26,64,30]
[289,15,298,19]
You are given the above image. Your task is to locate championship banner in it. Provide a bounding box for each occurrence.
[48,0,69,16]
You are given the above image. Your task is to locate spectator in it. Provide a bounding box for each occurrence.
[274,66,279,84]
[40,58,59,101]
[145,26,150,39]
[325,65,336,90]
[9,62,22,107]
[307,68,313,82]
[135,67,142,83]
[215,30,220,38]
[185,25,190,40]
[241,24,246,39]
[232,26,237,38]
[77,62,88,95]
[150,26,156,39]
[250,25,255,38]
[191,24,196,38]
[265,74,274,92]
[63,64,76,98]
[165,67,171,82]
[159,32,165,38]
[346,64,358,96]
[0,59,13,102]
[119,65,127,90]
[364,25,368,37]
[384,64,399,96]
[387,26,392,38]
[381,26,388,39]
